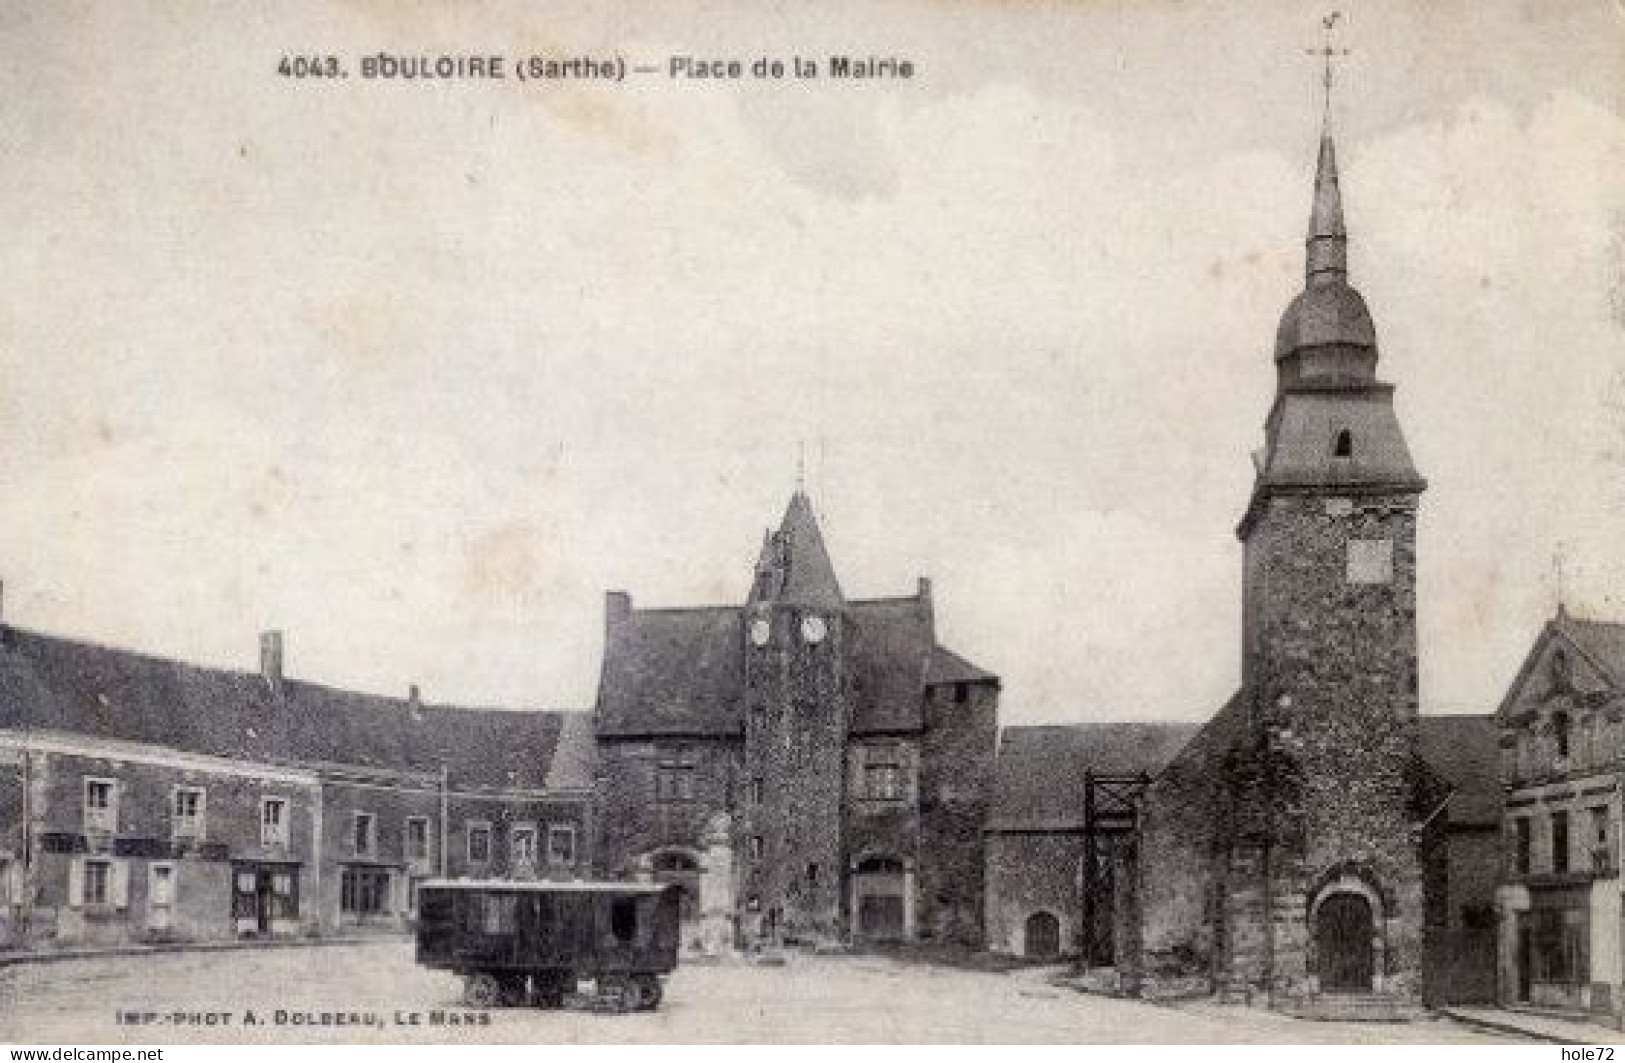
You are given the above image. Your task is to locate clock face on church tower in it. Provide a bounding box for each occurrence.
[749,618,772,647]
[800,615,827,645]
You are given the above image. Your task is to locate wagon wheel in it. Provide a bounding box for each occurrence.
[463,972,503,1008]
[632,974,663,1011]
[597,974,637,1013]
[530,971,569,1010]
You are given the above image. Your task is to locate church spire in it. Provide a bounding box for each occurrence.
[1306,133,1347,286]
[1304,12,1349,287]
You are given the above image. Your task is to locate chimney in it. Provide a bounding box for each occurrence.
[917,576,933,604]
[606,591,632,633]
[260,630,284,695]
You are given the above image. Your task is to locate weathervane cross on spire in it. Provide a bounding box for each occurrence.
[1305,11,1350,122]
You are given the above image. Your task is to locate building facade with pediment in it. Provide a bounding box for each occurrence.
[1496,609,1625,1018]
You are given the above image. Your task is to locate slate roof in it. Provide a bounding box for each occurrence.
[0,625,584,791]
[594,594,994,738]
[1416,714,1502,828]
[594,606,746,737]
[1559,616,1625,688]
[772,492,844,608]
[597,492,996,738]
[988,721,1200,832]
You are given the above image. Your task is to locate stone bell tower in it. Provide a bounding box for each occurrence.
[739,490,850,944]
[1231,113,1429,1009]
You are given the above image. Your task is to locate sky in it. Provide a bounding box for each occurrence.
[0,1,1621,724]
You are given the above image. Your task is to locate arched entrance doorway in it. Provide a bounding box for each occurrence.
[1316,892,1375,993]
[651,850,701,924]
[1024,911,1061,959]
[852,856,907,942]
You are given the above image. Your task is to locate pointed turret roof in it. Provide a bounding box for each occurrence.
[772,491,845,608]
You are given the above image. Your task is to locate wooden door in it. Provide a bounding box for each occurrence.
[858,895,904,940]
[1024,911,1061,959]
[1316,893,1374,993]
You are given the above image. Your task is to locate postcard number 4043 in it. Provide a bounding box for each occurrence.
[277,56,345,78]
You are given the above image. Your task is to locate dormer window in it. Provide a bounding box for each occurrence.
[1333,429,1353,458]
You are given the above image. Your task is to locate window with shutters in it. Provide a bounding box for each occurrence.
[84,858,112,906]
[405,818,431,864]
[547,825,576,866]
[172,787,206,840]
[511,824,537,868]
[353,812,377,858]
[149,862,176,908]
[467,821,492,864]
[261,797,290,849]
[83,778,116,834]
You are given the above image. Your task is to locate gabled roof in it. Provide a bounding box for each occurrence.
[988,721,1200,832]
[1559,616,1625,689]
[1495,611,1625,721]
[0,626,578,791]
[1417,714,1502,827]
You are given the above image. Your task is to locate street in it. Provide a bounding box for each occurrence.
[0,942,1523,1044]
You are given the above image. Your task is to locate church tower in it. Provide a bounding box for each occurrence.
[740,491,851,943]
[1233,116,1429,1008]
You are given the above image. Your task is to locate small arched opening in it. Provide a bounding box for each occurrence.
[1333,429,1354,458]
[1023,910,1061,959]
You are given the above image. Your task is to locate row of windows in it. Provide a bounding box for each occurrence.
[464,821,576,867]
[1511,806,1615,877]
[77,777,575,868]
[81,778,293,849]
[653,746,912,806]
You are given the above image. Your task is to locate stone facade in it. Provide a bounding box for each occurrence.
[1240,492,1426,1006]
[985,832,1085,958]
[986,723,1195,964]
[593,491,999,950]
[1137,126,1434,1017]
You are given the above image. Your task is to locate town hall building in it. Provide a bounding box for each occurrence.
[592,490,1000,951]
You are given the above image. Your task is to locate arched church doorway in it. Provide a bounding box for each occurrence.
[1316,892,1375,993]
[852,856,907,942]
[1024,911,1061,959]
